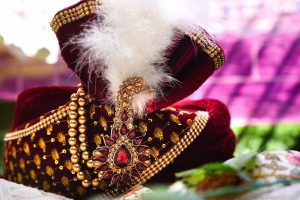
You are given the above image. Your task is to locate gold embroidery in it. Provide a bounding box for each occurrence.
[137,111,209,184]
[64,160,73,171]
[61,176,70,188]
[170,132,180,144]
[17,173,23,183]
[19,158,25,170]
[93,134,102,146]
[34,154,41,167]
[170,114,181,125]
[139,122,148,134]
[57,132,66,144]
[38,138,46,151]
[154,128,164,141]
[12,146,17,159]
[23,143,30,156]
[46,166,54,177]
[43,181,51,191]
[89,103,96,119]
[104,105,114,116]
[30,170,37,180]
[151,147,159,158]
[51,149,60,161]
[46,125,53,135]
[100,116,108,131]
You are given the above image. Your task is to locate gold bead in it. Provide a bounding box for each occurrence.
[68,137,77,146]
[80,143,87,151]
[77,172,85,180]
[68,111,77,119]
[73,164,81,172]
[79,134,87,143]
[69,146,78,155]
[78,125,87,133]
[82,151,89,160]
[92,179,99,187]
[69,119,78,128]
[78,107,86,115]
[82,179,91,188]
[87,160,94,168]
[70,93,79,101]
[69,102,78,111]
[68,128,77,137]
[78,116,86,124]
[71,155,79,163]
[78,98,86,106]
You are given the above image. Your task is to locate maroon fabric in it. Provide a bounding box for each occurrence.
[55,0,220,111]
[5,86,236,198]
[11,86,76,130]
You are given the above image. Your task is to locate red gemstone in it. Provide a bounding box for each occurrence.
[128,130,137,139]
[97,147,109,156]
[137,146,147,153]
[114,145,132,168]
[138,154,148,162]
[136,163,147,171]
[133,137,143,145]
[104,137,114,146]
[122,174,131,183]
[131,169,140,177]
[96,155,107,163]
[99,165,109,171]
[111,174,122,186]
[120,126,127,134]
[112,130,119,140]
[121,112,128,121]
[103,171,113,182]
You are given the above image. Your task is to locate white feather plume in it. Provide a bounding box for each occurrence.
[73,0,221,116]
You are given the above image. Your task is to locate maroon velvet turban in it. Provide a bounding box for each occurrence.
[3,0,236,199]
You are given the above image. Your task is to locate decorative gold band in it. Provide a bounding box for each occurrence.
[4,105,69,141]
[189,32,225,70]
[50,0,99,33]
[136,111,209,184]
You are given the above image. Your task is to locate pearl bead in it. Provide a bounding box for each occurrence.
[82,179,91,188]
[68,137,77,146]
[77,172,85,180]
[69,146,78,155]
[87,160,94,168]
[69,102,78,111]
[68,128,77,137]
[82,151,89,160]
[78,98,86,106]
[71,155,79,163]
[92,179,99,187]
[78,107,86,115]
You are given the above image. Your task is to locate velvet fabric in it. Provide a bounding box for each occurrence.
[55,0,218,111]
[4,86,236,199]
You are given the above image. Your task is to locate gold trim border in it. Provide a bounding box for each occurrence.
[189,32,225,70]
[50,0,98,33]
[4,105,69,141]
[136,111,209,184]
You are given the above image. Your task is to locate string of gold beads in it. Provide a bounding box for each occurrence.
[4,105,69,141]
[67,85,100,188]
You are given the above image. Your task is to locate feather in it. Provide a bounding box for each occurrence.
[72,0,221,115]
